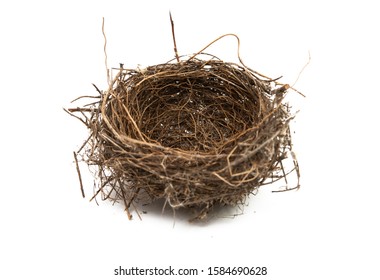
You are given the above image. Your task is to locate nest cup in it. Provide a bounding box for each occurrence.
[70,53,298,220]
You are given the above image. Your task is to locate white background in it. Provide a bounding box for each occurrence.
[1,0,379,279]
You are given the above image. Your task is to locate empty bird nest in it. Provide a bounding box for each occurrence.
[66,20,301,221]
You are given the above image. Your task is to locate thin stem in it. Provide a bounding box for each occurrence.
[102,17,110,84]
[169,11,180,62]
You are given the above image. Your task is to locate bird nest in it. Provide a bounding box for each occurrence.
[66,28,300,221]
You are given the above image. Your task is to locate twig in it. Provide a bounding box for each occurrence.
[67,108,93,112]
[70,95,100,103]
[289,50,311,97]
[187,33,273,80]
[102,17,110,85]
[73,152,85,198]
[169,11,180,62]
[63,108,88,126]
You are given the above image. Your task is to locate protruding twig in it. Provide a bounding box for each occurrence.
[169,11,180,62]
[187,33,273,81]
[102,17,110,84]
[291,50,311,94]
[63,108,88,126]
[73,152,85,198]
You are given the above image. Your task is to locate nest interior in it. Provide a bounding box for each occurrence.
[68,54,298,220]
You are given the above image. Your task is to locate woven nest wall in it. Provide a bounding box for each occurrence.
[67,30,300,221]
